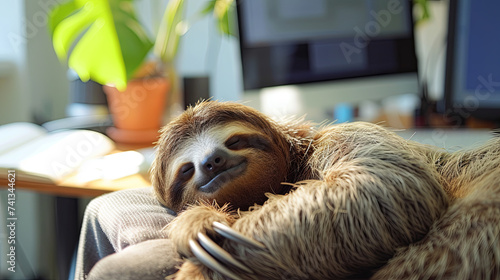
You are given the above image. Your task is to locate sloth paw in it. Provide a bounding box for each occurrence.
[166,203,236,258]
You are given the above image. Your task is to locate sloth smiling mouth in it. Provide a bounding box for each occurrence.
[198,161,247,193]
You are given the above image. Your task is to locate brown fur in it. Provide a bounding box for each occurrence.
[372,145,500,280]
[152,101,500,279]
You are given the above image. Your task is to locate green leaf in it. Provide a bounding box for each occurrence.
[200,0,217,16]
[213,0,235,37]
[414,0,431,22]
[154,0,186,63]
[110,0,154,79]
[48,0,78,37]
[50,0,153,90]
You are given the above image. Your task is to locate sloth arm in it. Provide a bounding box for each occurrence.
[168,122,449,280]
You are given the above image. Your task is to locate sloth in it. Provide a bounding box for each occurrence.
[151,101,500,279]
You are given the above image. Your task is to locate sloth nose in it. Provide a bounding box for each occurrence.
[201,148,228,175]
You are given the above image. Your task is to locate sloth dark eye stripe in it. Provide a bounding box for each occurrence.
[225,134,271,151]
[226,137,240,147]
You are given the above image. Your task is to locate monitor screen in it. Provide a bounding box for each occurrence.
[444,0,500,122]
[236,0,418,91]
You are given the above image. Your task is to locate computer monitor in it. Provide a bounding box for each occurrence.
[444,0,500,125]
[236,0,419,122]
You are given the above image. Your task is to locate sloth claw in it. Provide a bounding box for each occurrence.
[189,239,245,280]
[197,232,253,274]
[212,221,266,249]
[188,222,266,279]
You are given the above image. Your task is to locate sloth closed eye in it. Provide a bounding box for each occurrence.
[180,163,194,174]
[178,163,194,180]
[225,136,241,150]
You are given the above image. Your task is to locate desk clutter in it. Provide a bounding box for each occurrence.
[0,122,155,184]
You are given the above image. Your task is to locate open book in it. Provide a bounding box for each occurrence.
[0,122,115,183]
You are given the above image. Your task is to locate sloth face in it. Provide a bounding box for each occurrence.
[171,123,272,195]
[152,102,290,213]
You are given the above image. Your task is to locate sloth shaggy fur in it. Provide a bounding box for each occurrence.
[151,101,500,279]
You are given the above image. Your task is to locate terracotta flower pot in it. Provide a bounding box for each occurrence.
[103,77,169,144]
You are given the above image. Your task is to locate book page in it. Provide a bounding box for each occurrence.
[0,122,47,155]
[0,129,115,181]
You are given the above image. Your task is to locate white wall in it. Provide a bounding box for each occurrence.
[0,0,69,125]
[0,1,62,279]
[25,0,70,123]
[0,1,31,125]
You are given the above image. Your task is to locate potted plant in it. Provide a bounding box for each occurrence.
[48,0,234,144]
